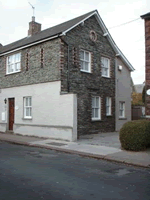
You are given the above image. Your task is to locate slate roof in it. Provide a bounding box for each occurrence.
[0,10,95,54]
[0,10,134,71]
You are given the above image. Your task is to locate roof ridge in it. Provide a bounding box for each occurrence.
[1,10,97,49]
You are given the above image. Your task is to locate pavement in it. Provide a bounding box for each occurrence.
[0,131,150,168]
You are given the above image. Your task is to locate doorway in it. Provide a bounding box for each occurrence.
[8,98,15,131]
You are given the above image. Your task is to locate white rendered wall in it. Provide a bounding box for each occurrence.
[115,58,132,131]
[0,81,77,141]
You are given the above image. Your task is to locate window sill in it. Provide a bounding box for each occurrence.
[80,70,91,74]
[106,115,112,117]
[102,75,110,78]
[5,71,21,76]
[22,117,32,120]
[119,117,127,120]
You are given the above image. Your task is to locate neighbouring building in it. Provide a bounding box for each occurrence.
[0,10,134,141]
[132,82,145,120]
[141,12,150,119]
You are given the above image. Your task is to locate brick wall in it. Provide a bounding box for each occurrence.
[141,14,150,116]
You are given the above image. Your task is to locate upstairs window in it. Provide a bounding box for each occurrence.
[101,57,110,77]
[7,53,21,74]
[80,50,91,72]
[106,97,112,116]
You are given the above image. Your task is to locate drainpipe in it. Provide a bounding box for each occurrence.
[115,57,118,131]
[59,36,70,93]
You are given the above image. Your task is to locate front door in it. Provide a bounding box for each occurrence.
[9,98,15,131]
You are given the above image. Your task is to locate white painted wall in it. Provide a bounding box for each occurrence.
[115,58,132,131]
[0,81,77,141]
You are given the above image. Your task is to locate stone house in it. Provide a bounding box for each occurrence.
[0,10,134,141]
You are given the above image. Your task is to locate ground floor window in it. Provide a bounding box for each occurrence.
[106,97,111,116]
[24,96,32,118]
[92,96,101,120]
[119,102,125,118]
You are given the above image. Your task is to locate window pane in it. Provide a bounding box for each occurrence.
[96,97,99,107]
[104,68,108,76]
[105,59,108,68]
[85,52,89,61]
[12,55,15,63]
[80,51,84,60]
[85,62,89,71]
[102,67,105,75]
[8,57,11,64]
[80,61,84,70]
[29,97,32,106]
[92,97,95,107]
[92,108,94,118]
[120,103,123,109]
[25,98,28,106]
[95,108,98,118]
[106,107,109,115]
[11,64,14,72]
[26,108,29,116]
[106,97,109,106]
[16,53,20,62]
[15,63,19,71]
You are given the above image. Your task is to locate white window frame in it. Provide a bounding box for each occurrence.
[92,96,101,120]
[106,97,111,116]
[101,57,110,78]
[24,97,32,119]
[119,102,125,118]
[80,50,91,73]
[6,53,21,74]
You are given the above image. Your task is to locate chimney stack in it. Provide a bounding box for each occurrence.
[141,12,150,117]
[28,16,41,36]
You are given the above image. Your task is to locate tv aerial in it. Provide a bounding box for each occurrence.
[28,2,35,17]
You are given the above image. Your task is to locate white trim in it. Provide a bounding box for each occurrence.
[101,57,110,77]
[106,97,112,116]
[6,52,21,74]
[119,102,125,118]
[61,11,134,71]
[24,96,32,119]
[0,35,59,56]
[0,10,134,71]
[80,50,91,73]
[61,11,97,36]
[92,96,101,120]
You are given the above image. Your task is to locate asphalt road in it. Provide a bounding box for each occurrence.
[0,141,150,200]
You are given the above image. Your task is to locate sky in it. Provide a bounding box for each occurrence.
[0,0,149,85]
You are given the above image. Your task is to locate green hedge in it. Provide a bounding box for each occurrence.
[119,120,150,151]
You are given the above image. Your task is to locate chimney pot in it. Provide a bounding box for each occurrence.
[32,16,35,22]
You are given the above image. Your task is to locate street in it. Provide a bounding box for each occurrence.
[0,141,150,200]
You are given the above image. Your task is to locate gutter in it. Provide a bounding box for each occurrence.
[0,35,59,57]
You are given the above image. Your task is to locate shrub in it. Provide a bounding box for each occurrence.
[119,120,150,151]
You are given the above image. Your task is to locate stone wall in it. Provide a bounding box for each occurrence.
[61,15,116,136]
[0,39,61,89]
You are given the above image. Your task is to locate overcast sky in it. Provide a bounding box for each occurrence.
[0,0,149,85]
